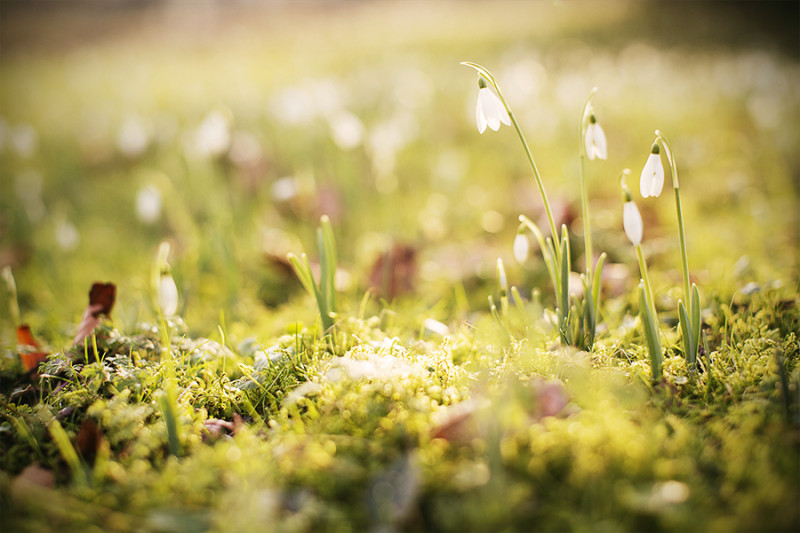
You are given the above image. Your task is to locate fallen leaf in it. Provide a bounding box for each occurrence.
[73,282,116,345]
[89,282,116,315]
[368,243,417,301]
[16,325,48,372]
[11,463,55,494]
[531,378,571,420]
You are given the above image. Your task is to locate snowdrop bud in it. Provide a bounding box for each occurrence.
[158,272,179,317]
[623,201,643,246]
[640,143,664,198]
[513,227,530,263]
[584,114,608,160]
[475,79,510,134]
[496,258,508,296]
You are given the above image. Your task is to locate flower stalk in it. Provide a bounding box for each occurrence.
[577,88,607,349]
[650,130,701,369]
[461,62,559,244]
[464,62,608,349]
[622,172,662,381]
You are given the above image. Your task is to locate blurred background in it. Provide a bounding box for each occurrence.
[1,0,798,342]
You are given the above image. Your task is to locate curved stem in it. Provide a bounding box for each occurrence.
[655,130,691,309]
[462,62,559,248]
[636,244,658,323]
[578,88,597,273]
[508,108,559,247]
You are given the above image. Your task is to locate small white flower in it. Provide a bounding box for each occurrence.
[158,272,179,317]
[623,201,643,246]
[584,115,607,160]
[640,144,664,198]
[475,79,510,134]
[513,231,530,263]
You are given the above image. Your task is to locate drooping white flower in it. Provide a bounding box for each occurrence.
[158,272,179,317]
[623,201,643,246]
[640,144,664,198]
[584,114,607,160]
[475,79,510,134]
[513,231,530,263]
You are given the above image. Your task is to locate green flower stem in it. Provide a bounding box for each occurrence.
[655,130,691,310]
[507,107,559,247]
[635,244,658,323]
[578,88,598,272]
[461,62,559,247]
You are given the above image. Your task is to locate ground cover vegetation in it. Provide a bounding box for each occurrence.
[1,2,798,532]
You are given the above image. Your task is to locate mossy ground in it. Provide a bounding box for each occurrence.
[1,2,799,532]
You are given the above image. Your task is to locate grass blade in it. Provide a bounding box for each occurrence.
[678,299,696,368]
[639,282,663,381]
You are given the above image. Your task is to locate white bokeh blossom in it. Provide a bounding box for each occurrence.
[513,231,530,263]
[640,144,664,198]
[475,79,510,134]
[136,184,162,224]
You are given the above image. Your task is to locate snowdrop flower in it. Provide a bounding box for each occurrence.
[620,174,642,246]
[584,114,607,160]
[475,78,510,134]
[640,143,664,198]
[496,258,508,294]
[623,201,643,246]
[155,241,179,317]
[158,271,179,317]
[513,228,530,263]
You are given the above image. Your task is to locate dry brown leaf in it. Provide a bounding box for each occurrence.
[73,282,116,345]
[74,419,103,467]
[16,325,48,372]
[368,243,417,301]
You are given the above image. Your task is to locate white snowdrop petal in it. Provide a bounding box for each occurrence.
[640,153,663,198]
[593,124,608,160]
[497,101,511,126]
[476,97,488,134]
[158,274,179,317]
[584,127,594,159]
[476,87,507,133]
[623,201,643,246]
